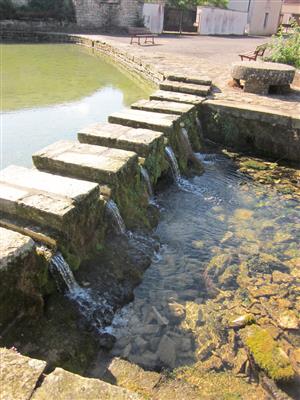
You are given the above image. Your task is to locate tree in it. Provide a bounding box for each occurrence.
[167,0,228,33]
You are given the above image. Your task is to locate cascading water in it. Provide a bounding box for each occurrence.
[50,252,79,292]
[140,166,154,199]
[49,252,114,333]
[180,127,194,157]
[105,199,126,235]
[164,146,181,182]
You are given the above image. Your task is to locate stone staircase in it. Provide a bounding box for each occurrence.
[0,73,212,396]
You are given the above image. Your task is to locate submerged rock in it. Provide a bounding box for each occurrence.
[229,314,256,329]
[241,325,295,381]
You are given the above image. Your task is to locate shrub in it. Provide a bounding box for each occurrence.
[265,21,300,69]
[0,0,16,20]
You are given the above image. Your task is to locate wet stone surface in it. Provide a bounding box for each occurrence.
[105,152,300,397]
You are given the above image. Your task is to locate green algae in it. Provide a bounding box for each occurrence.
[242,325,294,381]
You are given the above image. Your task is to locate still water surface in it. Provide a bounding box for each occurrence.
[1,43,152,168]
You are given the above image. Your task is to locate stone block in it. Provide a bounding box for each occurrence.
[131,99,195,115]
[0,347,46,400]
[78,123,167,183]
[0,165,105,266]
[159,80,210,96]
[0,228,46,325]
[166,73,212,86]
[108,109,179,134]
[0,165,99,235]
[31,367,142,400]
[33,140,150,230]
[150,90,205,105]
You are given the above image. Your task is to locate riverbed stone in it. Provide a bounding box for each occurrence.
[105,358,161,397]
[0,347,46,400]
[160,80,210,96]
[158,334,177,368]
[31,367,141,400]
[150,90,205,105]
[77,123,167,183]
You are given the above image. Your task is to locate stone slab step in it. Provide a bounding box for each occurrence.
[0,348,46,400]
[78,122,164,158]
[0,165,99,234]
[167,73,212,86]
[31,367,142,400]
[160,80,210,96]
[131,99,195,115]
[108,109,180,134]
[150,90,205,105]
[32,140,138,187]
[0,227,34,270]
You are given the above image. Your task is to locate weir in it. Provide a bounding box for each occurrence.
[164,146,181,183]
[140,166,154,200]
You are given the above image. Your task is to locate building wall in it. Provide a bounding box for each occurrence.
[73,0,142,29]
[227,0,250,13]
[196,6,247,35]
[143,3,164,33]
[248,0,282,35]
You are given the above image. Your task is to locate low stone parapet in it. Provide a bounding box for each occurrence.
[200,99,300,163]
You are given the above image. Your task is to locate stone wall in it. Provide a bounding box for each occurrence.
[72,0,142,29]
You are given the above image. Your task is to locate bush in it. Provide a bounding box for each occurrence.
[0,0,16,19]
[265,22,300,69]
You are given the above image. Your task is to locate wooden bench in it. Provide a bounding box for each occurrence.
[128,27,157,45]
[239,44,267,61]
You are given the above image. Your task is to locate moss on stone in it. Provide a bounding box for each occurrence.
[241,325,294,381]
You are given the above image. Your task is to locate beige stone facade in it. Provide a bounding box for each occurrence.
[72,0,143,29]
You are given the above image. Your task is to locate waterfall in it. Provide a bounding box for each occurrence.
[140,166,154,199]
[105,199,126,235]
[196,116,204,138]
[180,127,194,157]
[50,252,79,292]
[165,146,181,182]
[50,252,114,332]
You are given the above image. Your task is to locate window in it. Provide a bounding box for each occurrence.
[263,12,269,28]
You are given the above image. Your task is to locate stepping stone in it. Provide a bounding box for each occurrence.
[31,367,142,400]
[131,99,195,115]
[108,109,180,135]
[160,80,210,96]
[78,123,167,183]
[78,123,164,159]
[150,90,205,105]
[0,227,34,270]
[32,140,138,188]
[0,348,46,400]
[0,165,99,235]
[167,73,212,86]
[32,140,150,229]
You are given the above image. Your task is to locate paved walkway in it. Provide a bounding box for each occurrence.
[79,34,300,117]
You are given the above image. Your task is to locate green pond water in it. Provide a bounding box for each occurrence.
[1,43,153,168]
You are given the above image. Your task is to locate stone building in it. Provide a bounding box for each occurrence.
[72,0,143,29]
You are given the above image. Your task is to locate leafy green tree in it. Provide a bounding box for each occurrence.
[0,0,16,20]
[167,0,228,33]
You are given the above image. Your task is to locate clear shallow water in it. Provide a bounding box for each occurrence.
[108,154,300,371]
[1,43,152,168]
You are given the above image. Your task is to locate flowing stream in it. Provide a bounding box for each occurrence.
[140,166,154,200]
[106,152,300,375]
